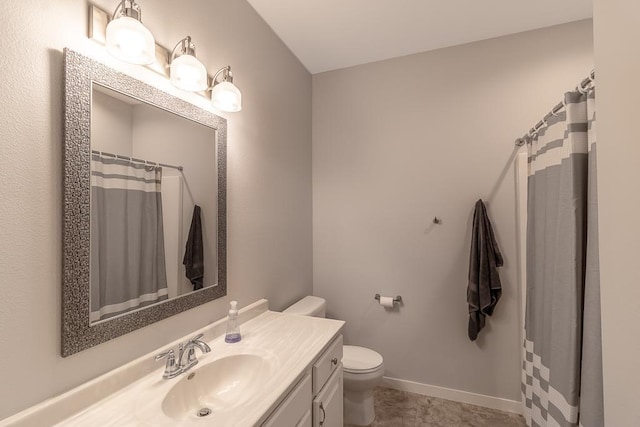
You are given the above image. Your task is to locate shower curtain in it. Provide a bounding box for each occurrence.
[522,88,603,427]
[90,154,168,321]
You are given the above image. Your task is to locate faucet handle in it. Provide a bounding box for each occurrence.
[155,349,181,379]
[154,349,174,361]
[189,333,204,343]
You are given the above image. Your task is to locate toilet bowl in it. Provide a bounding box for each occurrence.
[342,345,384,426]
[283,296,384,426]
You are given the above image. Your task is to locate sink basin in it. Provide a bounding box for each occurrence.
[161,353,272,420]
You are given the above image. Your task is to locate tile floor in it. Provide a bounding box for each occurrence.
[345,387,526,427]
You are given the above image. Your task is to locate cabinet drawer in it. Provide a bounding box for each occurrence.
[262,372,312,427]
[312,335,343,395]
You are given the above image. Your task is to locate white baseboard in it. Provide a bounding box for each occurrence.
[381,377,523,415]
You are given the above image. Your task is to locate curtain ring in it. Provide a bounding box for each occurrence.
[577,81,589,94]
[551,101,565,117]
[557,99,568,113]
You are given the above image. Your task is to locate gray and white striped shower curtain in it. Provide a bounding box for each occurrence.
[90,154,168,322]
[522,88,603,427]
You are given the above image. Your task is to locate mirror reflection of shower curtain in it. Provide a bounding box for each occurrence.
[522,89,603,426]
[90,154,168,322]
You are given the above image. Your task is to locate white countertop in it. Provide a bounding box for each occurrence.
[53,310,344,427]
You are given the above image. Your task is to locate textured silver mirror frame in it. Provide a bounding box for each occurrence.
[62,48,227,357]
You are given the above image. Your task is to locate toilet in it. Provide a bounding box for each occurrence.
[283,296,384,426]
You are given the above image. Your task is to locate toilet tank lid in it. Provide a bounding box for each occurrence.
[343,345,383,372]
[282,296,326,316]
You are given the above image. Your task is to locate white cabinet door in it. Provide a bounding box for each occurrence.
[263,372,312,427]
[313,365,343,427]
[296,409,312,427]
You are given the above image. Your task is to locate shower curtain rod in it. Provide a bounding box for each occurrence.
[91,150,184,171]
[514,69,595,147]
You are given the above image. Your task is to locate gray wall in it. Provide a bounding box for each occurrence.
[312,20,594,401]
[0,0,311,419]
[593,1,640,425]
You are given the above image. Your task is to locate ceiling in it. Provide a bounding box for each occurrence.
[246,0,593,74]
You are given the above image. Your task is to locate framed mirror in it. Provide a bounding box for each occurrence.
[62,49,226,357]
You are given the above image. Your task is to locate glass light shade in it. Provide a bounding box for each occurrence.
[170,54,209,92]
[211,81,242,112]
[105,16,156,65]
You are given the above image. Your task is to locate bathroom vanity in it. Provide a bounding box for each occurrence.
[263,335,343,426]
[0,300,344,427]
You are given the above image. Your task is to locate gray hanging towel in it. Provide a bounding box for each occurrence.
[467,199,503,341]
[183,205,204,290]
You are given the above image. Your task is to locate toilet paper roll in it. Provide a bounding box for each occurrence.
[379,296,394,308]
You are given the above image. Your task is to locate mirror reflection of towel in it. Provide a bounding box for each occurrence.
[183,205,204,290]
[467,199,503,341]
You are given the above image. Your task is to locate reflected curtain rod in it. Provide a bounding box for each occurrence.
[91,150,184,171]
[514,69,595,147]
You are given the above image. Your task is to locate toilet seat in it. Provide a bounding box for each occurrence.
[343,345,383,374]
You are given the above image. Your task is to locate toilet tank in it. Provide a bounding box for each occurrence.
[282,296,326,318]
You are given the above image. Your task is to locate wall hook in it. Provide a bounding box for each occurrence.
[433,217,442,225]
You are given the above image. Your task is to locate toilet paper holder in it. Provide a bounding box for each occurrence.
[374,294,402,305]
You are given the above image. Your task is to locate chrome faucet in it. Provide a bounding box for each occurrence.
[179,334,211,372]
[155,334,211,380]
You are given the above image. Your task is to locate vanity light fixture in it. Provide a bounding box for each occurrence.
[105,0,156,65]
[209,66,243,112]
[90,5,243,111]
[169,36,209,92]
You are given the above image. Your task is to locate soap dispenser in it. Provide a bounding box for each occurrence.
[224,301,241,343]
